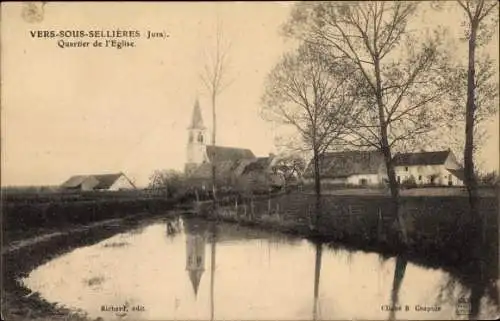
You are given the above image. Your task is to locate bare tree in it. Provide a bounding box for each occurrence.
[284,2,454,243]
[455,0,498,217]
[453,2,499,317]
[200,20,233,207]
[148,169,186,198]
[272,154,307,186]
[261,43,361,228]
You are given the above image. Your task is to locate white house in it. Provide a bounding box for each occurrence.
[393,150,464,186]
[303,150,388,186]
[60,172,136,191]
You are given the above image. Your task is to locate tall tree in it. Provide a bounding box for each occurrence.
[261,43,361,229]
[284,2,454,243]
[200,20,233,207]
[453,2,499,318]
[434,54,498,171]
[455,0,498,219]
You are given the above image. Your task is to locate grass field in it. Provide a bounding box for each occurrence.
[1,189,183,245]
[204,191,498,281]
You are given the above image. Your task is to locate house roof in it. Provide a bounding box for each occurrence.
[93,173,124,189]
[189,99,205,129]
[242,157,273,175]
[393,150,450,166]
[447,168,465,181]
[61,175,90,188]
[206,145,255,163]
[60,172,135,190]
[304,150,384,179]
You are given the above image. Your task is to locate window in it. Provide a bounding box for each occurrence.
[197,256,202,267]
[197,132,204,143]
[418,175,422,181]
[405,167,409,172]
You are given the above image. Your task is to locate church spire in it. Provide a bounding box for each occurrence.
[189,98,205,129]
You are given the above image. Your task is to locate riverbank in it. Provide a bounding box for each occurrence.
[2,190,185,321]
[199,191,498,282]
[1,210,187,321]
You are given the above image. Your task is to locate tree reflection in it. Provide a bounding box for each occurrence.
[209,221,217,321]
[312,241,323,321]
[461,203,499,319]
[388,255,407,321]
[166,217,181,238]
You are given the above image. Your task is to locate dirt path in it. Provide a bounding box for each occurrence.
[2,218,124,255]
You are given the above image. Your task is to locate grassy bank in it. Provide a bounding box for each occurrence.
[1,191,183,244]
[200,191,498,280]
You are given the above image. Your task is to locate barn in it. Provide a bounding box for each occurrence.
[60,172,136,191]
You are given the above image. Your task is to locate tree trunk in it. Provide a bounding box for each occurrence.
[374,57,408,245]
[464,20,480,236]
[313,149,322,231]
[211,92,218,209]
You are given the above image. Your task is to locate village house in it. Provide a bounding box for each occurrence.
[302,150,388,186]
[184,99,281,192]
[60,172,136,191]
[393,150,464,186]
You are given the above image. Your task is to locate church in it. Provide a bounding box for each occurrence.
[184,99,283,191]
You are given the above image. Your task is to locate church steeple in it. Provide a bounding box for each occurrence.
[185,98,208,175]
[189,98,205,130]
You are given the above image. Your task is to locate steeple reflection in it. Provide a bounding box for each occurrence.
[184,219,210,298]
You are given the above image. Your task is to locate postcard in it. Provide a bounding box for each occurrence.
[1,2,499,320]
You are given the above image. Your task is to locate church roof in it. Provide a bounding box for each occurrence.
[189,99,205,129]
[206,145,255,163]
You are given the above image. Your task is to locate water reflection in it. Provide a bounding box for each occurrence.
[210,222,217,321]
[21,217,499,320]
[184,219,209,297]
[388,255,407,321]
[183,218,217,319]
[312,242,322,321]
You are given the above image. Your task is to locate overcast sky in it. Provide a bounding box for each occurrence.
[1,2,498,187]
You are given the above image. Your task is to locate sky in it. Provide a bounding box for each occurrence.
[1,2,498,187]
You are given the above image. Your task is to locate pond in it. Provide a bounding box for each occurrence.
[22,216,499,320]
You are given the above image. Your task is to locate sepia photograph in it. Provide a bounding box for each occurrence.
[1,1,499,320]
